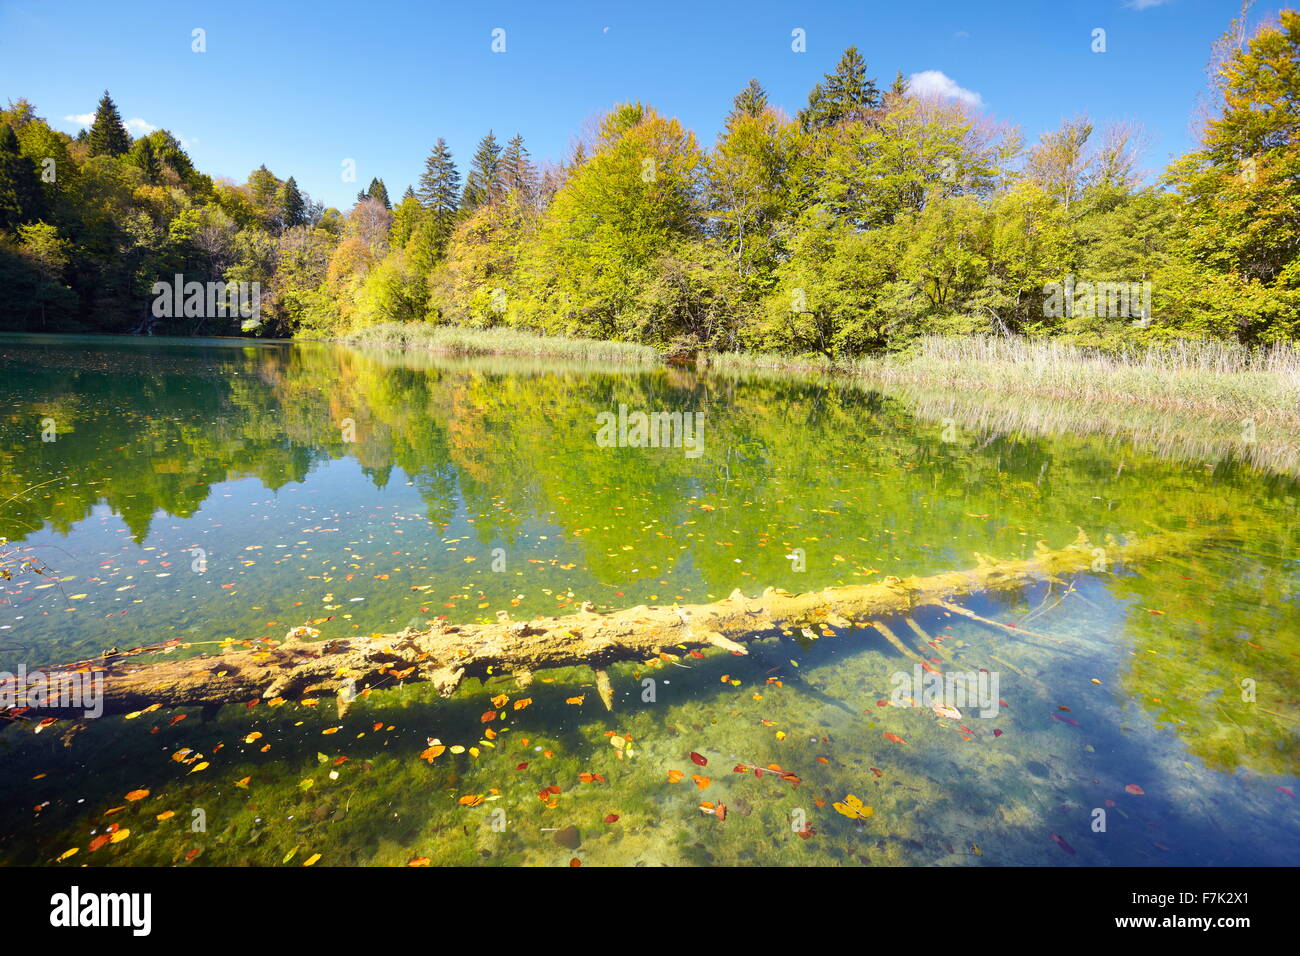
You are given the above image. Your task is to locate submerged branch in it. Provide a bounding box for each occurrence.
[10,527,1208,719]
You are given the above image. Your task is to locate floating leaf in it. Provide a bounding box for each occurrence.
[1051,833,1076,855]
[832,794,874,820]
[124,789,149,802]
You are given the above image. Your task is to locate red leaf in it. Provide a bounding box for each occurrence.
[1051,833,1076,855]
[689,751,708,766]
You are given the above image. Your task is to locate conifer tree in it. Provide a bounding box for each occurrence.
[131,135,161,183]
[417,138,461,256]
[461,130,502,212]
[499,133,536,197]
[730,78,769,121]
[418,138,460,214]
[798,47,880,131]
[88,90,130,156]
[280,176,306,229]
[366,177,391,209]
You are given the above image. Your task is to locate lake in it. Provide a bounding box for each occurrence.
[0,334,1296,866]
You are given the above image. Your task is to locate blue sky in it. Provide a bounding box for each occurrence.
[0,0,1268,210]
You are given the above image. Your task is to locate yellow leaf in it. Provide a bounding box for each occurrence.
[302,853,321,866]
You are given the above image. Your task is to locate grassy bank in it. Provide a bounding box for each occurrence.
[338,322,660,365]
[706,335,1300,421]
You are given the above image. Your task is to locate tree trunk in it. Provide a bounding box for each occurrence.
[6,527,1205,721]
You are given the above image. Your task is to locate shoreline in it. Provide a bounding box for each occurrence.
[340,323,1300,418]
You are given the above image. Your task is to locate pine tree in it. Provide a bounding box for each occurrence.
[730,78,769,121]
[366,177,391,209]
[499,133,536,197]
[280,176,306,230]
[0,123,45,230]
[88,90,130,156]
[798,47,880,131]
[418,138,460,215]
[248,164,280,212]
[417,138,460,256]
[889,71,908,98]
[461,130,502,212]
[131,136,161,183]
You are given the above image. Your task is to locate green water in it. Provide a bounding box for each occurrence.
[0,334,1296,866]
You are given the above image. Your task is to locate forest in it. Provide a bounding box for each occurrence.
[0,7,1297,355]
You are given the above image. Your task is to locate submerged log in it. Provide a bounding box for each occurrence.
[9,527,1205,718]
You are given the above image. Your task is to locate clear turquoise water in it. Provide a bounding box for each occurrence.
[0,334,1296,866]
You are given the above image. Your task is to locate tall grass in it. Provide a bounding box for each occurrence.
[856,335,1300,419]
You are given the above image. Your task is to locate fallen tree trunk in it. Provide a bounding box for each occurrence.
[9,527,1205,719]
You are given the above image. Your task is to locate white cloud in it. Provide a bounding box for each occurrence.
[62,113,94,127]
[1127,0,1174,9]
[907,70,983,108]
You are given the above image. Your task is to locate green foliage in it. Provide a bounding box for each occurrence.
[0,123,45,230]
[3,9,1298,350]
